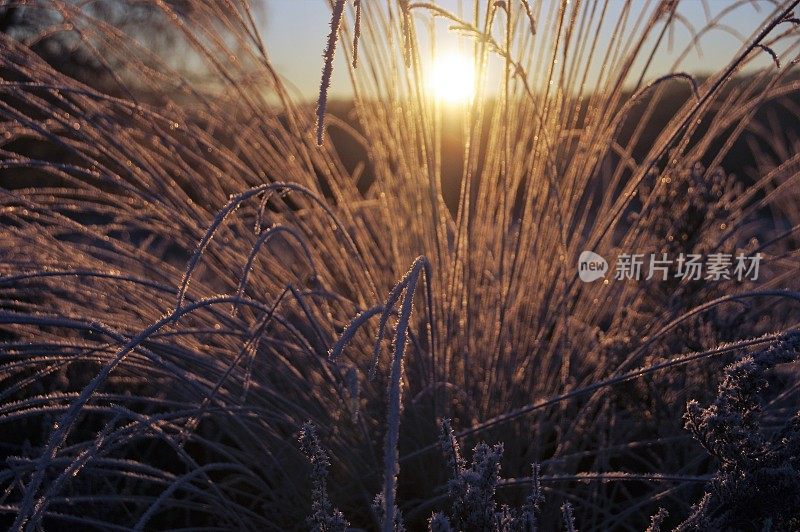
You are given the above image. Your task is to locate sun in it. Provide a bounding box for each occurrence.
[427,52,476,104]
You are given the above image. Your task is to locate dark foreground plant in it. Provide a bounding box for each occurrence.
[304,418,554,531]
[298,422,351,532]
[681,332,800,531]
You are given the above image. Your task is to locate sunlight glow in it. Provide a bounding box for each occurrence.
[427,52,476,104]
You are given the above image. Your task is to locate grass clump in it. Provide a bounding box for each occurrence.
[0,0,800,530]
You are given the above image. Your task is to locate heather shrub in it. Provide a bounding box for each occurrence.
[681,333,800,531]
[298,422,350,532]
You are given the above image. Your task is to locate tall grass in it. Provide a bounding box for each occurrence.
[1,0,799,529]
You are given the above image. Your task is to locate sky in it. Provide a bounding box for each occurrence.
[259,0,782,101]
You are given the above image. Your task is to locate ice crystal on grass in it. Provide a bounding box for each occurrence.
[561,502,578,532]
[373,492,406,532]
[646,507,669,532]
[428,512,453,532]
[317,0,346,146]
